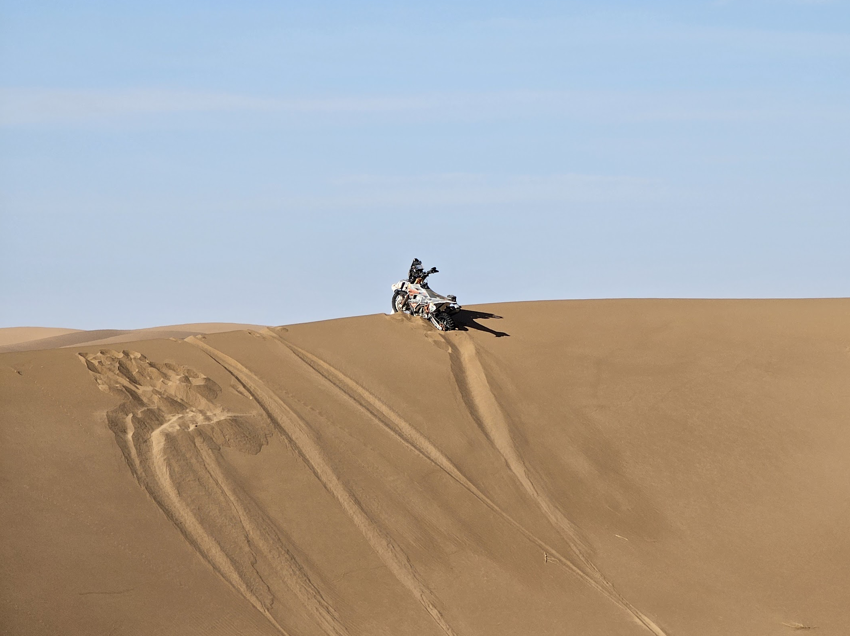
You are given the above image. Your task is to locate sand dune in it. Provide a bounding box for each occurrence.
[0,322,262,353]
[0,327,82,348]
[2,300,849,635]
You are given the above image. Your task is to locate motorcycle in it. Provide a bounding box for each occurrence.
[390,280,461,331]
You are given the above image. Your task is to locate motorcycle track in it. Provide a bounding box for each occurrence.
[78,335,665,636]
[78,349,348,636]
[441,334,667,636]
[261,328,593,561]
[262,328,666,636]
[186,336,460,636]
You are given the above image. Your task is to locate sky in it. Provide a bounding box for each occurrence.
[1,0,848,329]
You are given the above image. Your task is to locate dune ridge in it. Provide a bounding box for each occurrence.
[5,299,850,636]
[0,323,262,353]
[0,327,81,348]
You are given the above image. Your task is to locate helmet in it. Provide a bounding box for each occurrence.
[411,258,423,271]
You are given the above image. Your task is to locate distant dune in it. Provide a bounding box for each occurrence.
[0,322,262,353]
[2,300,849,636]
[0,326,82,347]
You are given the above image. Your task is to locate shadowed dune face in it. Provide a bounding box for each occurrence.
[3,300,850,636]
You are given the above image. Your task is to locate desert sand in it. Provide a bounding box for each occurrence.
[0,323,262,354]
[2,299,849,636]
[0,327,82,348]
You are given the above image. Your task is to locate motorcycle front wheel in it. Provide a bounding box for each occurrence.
[391,290,408,313]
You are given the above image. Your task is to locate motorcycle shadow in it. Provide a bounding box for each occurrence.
[452,310,510,338]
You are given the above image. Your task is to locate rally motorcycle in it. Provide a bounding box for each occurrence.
[390,280,461,331]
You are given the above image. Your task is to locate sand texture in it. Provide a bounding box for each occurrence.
[2,299,849,636]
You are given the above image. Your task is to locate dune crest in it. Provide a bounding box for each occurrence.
[5,300,850,636]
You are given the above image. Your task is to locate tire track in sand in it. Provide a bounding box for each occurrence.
[262,329,667,636]
[446,335,591,555]
[186,337,459,636]
[79,350,348,636]
[443,334,666,636]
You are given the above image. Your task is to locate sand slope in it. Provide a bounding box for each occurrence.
[2,300,849,636]
[0,323,262,353]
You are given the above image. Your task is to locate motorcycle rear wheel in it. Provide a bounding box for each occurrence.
[431,312,455,331]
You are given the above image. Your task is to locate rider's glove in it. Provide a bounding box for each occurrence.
[429,267,439,274]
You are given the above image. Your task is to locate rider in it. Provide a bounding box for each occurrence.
[408,258,438,289]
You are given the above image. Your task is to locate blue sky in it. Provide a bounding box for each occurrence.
[1,1,848,329]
